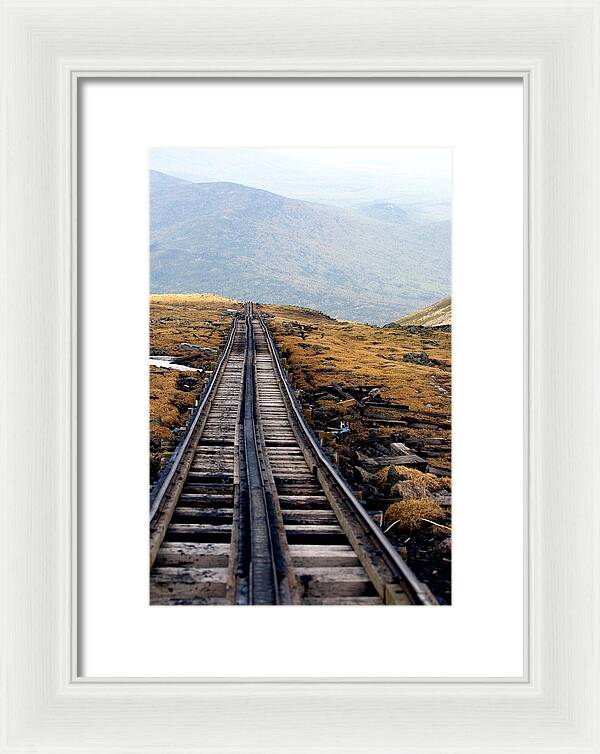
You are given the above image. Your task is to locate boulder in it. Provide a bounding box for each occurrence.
[432,537,452,557]
[390,480,428,500]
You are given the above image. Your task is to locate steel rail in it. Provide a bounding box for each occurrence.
[149,313,240,522]
[236,304,291,605]
[256,311,436,606]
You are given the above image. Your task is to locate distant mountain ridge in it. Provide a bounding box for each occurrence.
[357,201,410,224]
[150,171,451,325]
[149,148,452,209]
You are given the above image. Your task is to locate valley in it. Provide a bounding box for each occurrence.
[150,171,450,325]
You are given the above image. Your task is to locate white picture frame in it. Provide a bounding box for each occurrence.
[2,1,598,751]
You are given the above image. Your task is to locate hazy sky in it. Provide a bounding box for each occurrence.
[149,147,452,213]
[272,147,450,181]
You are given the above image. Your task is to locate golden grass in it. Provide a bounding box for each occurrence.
[149,294,242,445]
[374,465,451,496]
[150,293,242,357]
[258,304,450,406]
[149,366,197,440]
[383,498,448,532]
[256,303,451,469]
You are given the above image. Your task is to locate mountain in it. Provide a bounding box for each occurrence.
[390,296,451,327]
[357,201,410,224]
[150,171,451,325]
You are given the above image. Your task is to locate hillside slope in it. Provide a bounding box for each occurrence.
[391,296,451,327]
[150,171,451,325]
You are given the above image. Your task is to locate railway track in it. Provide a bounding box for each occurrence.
[150,304,436,605]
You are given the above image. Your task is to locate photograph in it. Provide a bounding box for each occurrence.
[148,147,452,606]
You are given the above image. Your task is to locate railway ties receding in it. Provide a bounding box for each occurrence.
[149,303,437,606]
[149,317,246,605]
[235,307,293,605]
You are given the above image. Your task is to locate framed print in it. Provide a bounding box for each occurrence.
[2,1,599,752]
